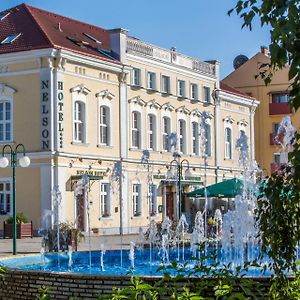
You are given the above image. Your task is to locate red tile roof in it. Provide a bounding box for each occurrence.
[0,4,119,63]
[220,81,255,100]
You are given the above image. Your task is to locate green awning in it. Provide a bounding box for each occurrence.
[185,178,244,198]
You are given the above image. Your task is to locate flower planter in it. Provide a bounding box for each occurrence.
[3,221,33,239]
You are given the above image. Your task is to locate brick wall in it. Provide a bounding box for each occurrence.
[0,269,271,299]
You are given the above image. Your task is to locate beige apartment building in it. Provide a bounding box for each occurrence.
[0,4,258,235]
[223,47,297,176]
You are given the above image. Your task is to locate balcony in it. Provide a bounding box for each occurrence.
[269,133,281,145]
[270,162,283,174]
[269,102,292,115]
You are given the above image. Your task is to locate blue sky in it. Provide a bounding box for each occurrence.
[0,0,270,78]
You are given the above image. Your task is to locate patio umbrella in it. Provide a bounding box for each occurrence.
[185,178,244,198]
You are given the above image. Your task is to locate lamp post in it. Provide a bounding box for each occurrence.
[167,152,192,219]
[0,144,30,255]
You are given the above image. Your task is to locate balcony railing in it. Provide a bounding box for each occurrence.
[269,102,292,115]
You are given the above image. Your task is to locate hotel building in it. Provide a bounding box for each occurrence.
[0,4,258,234]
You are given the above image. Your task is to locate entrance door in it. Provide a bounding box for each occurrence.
[76,193,85,231]
[166,190,175,220]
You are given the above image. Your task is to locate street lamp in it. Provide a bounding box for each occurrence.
[0,144,30,255]
[168,152,192,219]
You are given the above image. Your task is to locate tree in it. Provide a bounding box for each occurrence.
[229,1,300,298]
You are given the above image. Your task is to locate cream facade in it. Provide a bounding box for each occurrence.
[0,6,258,235]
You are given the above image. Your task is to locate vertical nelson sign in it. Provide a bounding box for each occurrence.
[40,76,64,151]
[41,78,51,150]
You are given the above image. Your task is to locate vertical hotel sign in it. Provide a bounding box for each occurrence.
[57,76,64,149]
[40,73,51,150]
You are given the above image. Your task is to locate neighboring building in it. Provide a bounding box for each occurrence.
[0,4,258,235]
[223,47,297,175]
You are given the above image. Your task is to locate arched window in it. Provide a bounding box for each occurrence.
[178,119,186,154]
[132,111,141,148]
[0,101,12,142]
[225,127,232,159]
[147,114,156,150]
[192,122,199,155]
[162,116,171,151]
[99,106,110,145]
[74,101,85,143]
[205,123,212,157]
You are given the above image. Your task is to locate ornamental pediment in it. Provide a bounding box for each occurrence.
[146,100,161,109]
[176,105,190,115]
[70,84,91,95]
[0,83,16,97]
[202,111,213,119]
[224,116,235,124]
[96,89,115,100]
[191,109,202,117]
[128,96,146,106]
[238,119,248,126]
[161,102,175,112]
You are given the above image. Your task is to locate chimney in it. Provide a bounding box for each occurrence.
[57,22,63,32]
[260,46,268,56]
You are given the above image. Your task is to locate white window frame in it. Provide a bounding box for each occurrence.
[100,182,111,217]
[274,153,281,164]
[162,116,171,152]
[132,68,141,86]
[147,114,157,150]
[99,105,110,146]
[161,75,170,94]
[203,86,211,103]
[149,184,158,216]
[0,84,15,143]
[132,183,142,217]
[224,127,232,159]
[192,121,199,155]
[190,83,198,100]
[132,111,141,149]
[178,80,186,97]
[178,119,186,154]
[147,72,156,90]
[73,100,86,143]
[0,178,12,215]
[205,123,212,157]
[71,85,90,144]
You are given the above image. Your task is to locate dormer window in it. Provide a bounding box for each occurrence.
[83,32,102,44]
[1,33,21,45]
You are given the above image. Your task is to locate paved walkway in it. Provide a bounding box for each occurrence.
[0,234,141,257]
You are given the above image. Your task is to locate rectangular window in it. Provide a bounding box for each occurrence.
[274,153,281,164]
[74,101,85,142]
[191,83,198,100]
[132,111,141,148]
[99,106,110,145]
[162,117,171,151]
[100,183,111,217]
[149,184,157,216]
[147,115,156,150]
[272,93,290,103]
[203,86,211,103]
[0,102,12,142]
[225,128,232,159]
[0,181,11,214]
[132,184,142,216]
[161,75,170,94]
[132,68,141,86]
[272,123,280,134]
[205,124,212,157]
[192,122,199,155]
[179,120,186,154]
[147,72,156,90]
[178,80,185,97]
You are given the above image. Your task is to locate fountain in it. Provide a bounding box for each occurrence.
[129,241,135,271]
[176,214,189,261]
[214,209,222,241]
[100,244,105,271]
[68,245,73,270]
[148,220,158,266]
[190,211,205,257]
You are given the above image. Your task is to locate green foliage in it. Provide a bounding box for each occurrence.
[229,0,300,111]
[6,212,28,224]
[37,286,51,300]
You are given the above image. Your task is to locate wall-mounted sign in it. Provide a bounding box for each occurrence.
[153,174,166,180]
[185,176,202,182]
[76,170,107,177]
[57,80,64,149]
[40,78,51,150]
